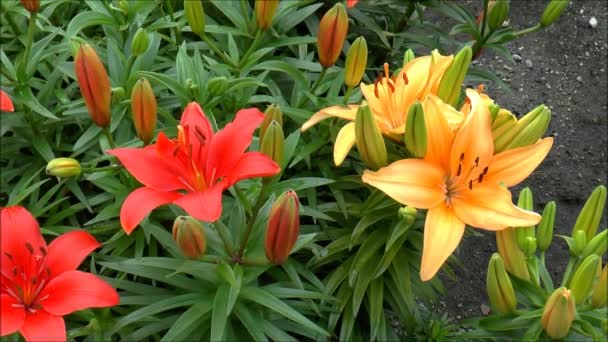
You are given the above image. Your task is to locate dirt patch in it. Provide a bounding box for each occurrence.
[439,0,608,321]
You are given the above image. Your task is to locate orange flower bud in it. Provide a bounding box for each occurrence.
[255,0,280,31]
[20,0,40,13]
[172,216,207,260]
[317,3,348,68]
[131,78,157,144]
[74,44,111,128]
[265,190,300,265]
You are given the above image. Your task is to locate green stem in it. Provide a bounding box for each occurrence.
[81,165,122,173]
[102,127,116,149]
[560,257,576,287]
[237,183,269,258]
[165,0,182,45]
[213,221,236,258]
[540,251,546,266]
[296,67,327,108]
[240,257,270,267]
[480,0,489,38]
[239,29,262,68]
[20,11,38,81]
[343,85,354,105]
[513,24,542,37]
[201,34,237,68]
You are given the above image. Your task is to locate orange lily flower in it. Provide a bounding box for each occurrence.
[362,89,553,281]
[301,50,454,166]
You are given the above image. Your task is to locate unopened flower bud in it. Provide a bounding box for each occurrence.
[207,76,228,96]
[404,102,426,158]
[569,254,600,303]
[131,28,150,57]
[514,188,536,252]
[489,104,500,122]
[20,0,39,13]
[523,236,537,257]
[74,43,111,128]
[260,104,283,143]
[46,158,82,178]
[541,287,576,339]
[355,104,387,170]
[572,185,606,240]
[487,0,509,31]
[487,253,517,314]
[540,0,569,27]
[500,104,551,151]
[570,230,587,257]
[437,46,472,107]
[491,109,517,153]
[580,229,607,260]
[112,87,125,103]
[496,228,530,280]
[398,206,417,226]
[260,120,284,165]
[402,49,415,66]
[317,3,348,68]
[265,190,300,265]
[344,37,367,88]
[537,201,556,251]
[255,0,280,31]
[591,264,607,308]
[131,78,157,144]
[172,216,206,260]
[184,0,206,38]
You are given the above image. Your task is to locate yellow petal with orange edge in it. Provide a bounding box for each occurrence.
[486,137,553,188]
[362,159,445,209]
[402,55,432,97]
[421,50,454,97]
[449,89,494,178]
[301,105,358,131]
[452,184,541,230]
[333,122,356,166]
[420,203,465,281]
[423,95,455,172]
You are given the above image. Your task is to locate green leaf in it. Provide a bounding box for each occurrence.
[251,60,307,89]
[161,300,213,342]
[270,177,334,195]
[19,87,58,120]
[211,285,231,341]
[65,11,116,40]
[31,135,55,162]
[368,277,384,341]
[234,303,268,341]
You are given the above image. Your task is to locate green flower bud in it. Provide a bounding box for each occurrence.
[487,0,510,31]
[355,104,387,170]
[496,228,530,280]
[402,49,415,67]
[184,0,206,38]
[572,185,607,240]
[591,264,607,308]
[570,230,587,257]
[397,206,417,226]
[46,158,82,178]
[540,0,569,27]
[514,188,536,252]
[569,254,600,303]
[541,287,576,339]
[437,46,472,107]
[489,103,500,122]
[487,253,517,314]
[491,109,518,153]
[260,120,284,165]
[537,201,556,251]
[207,76,228,96]
[523,236,537,257]
[404,102,426,158]
[580,229,607,259]
[501,104,551,151]
[344,37,368,88]
[172,216,206,260]
[131,28,150,57]
[260,104,283,145]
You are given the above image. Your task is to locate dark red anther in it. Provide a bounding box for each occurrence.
[477,84,485,94]
[32,276,37,285]
[402,72,409,85]
[194,126,207,146]
[483,166,489,175]
[456,164,462,177]
[478,173,484,183]
[25,243,34,254]
[39,247,47,257]
[387,80,395,92]
[468,180,473,190]
[5,252,13,261]
[460,153,465,161]
[374,79,380,98]
[474,156,479,166]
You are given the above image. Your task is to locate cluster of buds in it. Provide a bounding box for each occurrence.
[172,216,207,260]
[317,3,348,68]
[74,43,112,128]
[254,0,280,31]
[259,104,284,166]
[265,190,300,265]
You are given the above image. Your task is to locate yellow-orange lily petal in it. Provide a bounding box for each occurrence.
[485,137,553,187]
[362,159,445,209]
[423,95,456,171]
[421,50,454,98]
[421,203,465,281]
[334,122,356,166]
[301,105,358,131]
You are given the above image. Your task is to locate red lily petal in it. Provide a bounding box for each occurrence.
[0,90,14,112]
[19,310,65,342]
[45,230,100,277]
[227,152,280,185]
[173,184,224,222]
[205,108,265,182]
[120,187,183,234]
[41,270,119,316]
[180,103,213,166]
[108,147,185,191]
[346,0,359,8]
[1,294,25,336]
[1,206,46,278]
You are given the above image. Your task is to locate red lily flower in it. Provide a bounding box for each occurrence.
[108,102,281,234]
[346,0,359,8]
[0,90,14,112]
[0,206,119,342]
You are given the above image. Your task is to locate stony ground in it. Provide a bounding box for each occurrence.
[436,0,608,322]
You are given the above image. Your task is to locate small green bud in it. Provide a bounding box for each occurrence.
[46,158,82,178]
[260,120,284,165]
[540,0,569,27]
[402,49,415,67]
[514,188,536,252]
[131,28,150,57]
[523,236,537,257]
[184,0,206,38]
[572,185,607,240]
[537,201,556,251]
[355,104,387,170]
[260,104,283,145]
[569,254,600,303]
[487,253,517,314]
[487,0,510,31]
[344,37,368,88]
[570,230,587,257]
[397,206,417,226]
[404,102,427,158]
[580,229,607,259]
[437,46,472,107]
[501,104,551,151]
[207,76,228,96]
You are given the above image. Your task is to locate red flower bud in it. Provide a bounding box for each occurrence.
[265,190,300,265]
[255,0,280,31]
[317,3,349,68]
[172,216,207,260]
[131,78,157,144]
[20,0,40,13]
[74,44,111,128]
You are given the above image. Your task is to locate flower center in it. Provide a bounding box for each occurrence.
[371,63,409,129]
[443,152,489,207]
[1,243,51,312]
[175,125,210,192]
